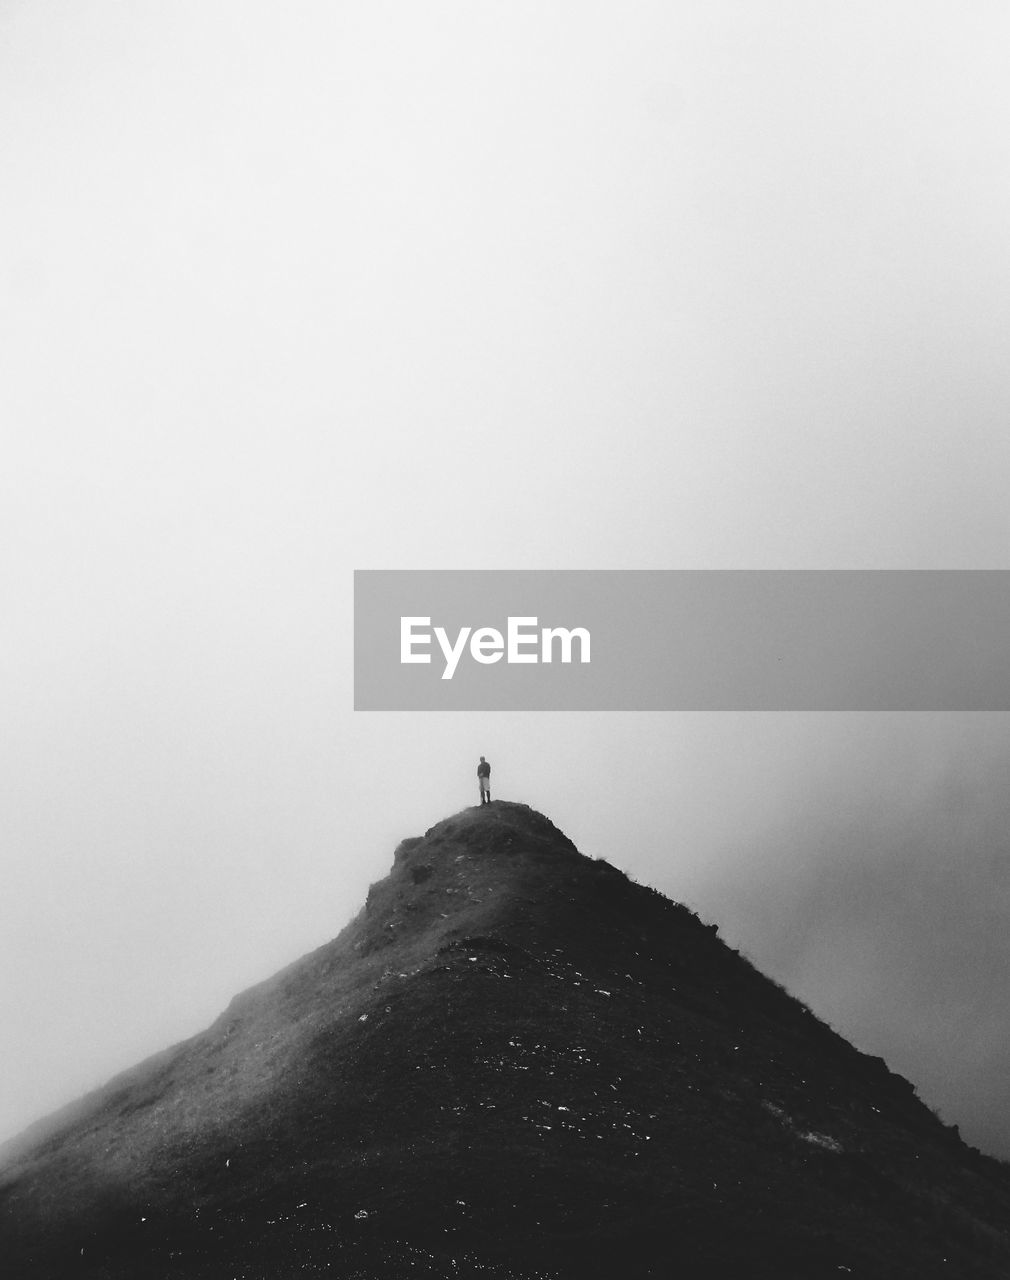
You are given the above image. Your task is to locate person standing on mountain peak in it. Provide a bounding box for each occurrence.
[477,756,491,805]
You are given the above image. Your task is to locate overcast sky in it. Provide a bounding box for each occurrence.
[4,2,1010,1159]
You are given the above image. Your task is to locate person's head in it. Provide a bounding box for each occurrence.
[479,756,485,762]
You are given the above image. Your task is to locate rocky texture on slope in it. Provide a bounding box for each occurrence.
[2,801,1009,1278]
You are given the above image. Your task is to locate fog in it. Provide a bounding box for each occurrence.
[3,2,1010,1158]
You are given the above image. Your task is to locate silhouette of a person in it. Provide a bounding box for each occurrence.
[477,756,491,805]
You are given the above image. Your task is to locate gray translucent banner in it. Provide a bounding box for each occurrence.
[354,571,1010,710]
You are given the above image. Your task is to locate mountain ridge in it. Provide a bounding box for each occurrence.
[2,800,1009,1278]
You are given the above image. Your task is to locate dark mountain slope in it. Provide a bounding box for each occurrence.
[2,801,1009,1278]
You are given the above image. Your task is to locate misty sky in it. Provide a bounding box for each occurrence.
[4,3,1010,1159]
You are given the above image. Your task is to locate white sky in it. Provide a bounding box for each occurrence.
[4,2,1010,1155]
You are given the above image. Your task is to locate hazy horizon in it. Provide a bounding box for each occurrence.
[4,2,1010,1162]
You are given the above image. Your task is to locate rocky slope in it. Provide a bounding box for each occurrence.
[2,801,1009,1278]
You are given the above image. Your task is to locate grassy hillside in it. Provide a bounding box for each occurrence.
[3,802,1009,1278]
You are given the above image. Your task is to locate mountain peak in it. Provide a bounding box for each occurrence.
[3,803,1010,1278]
